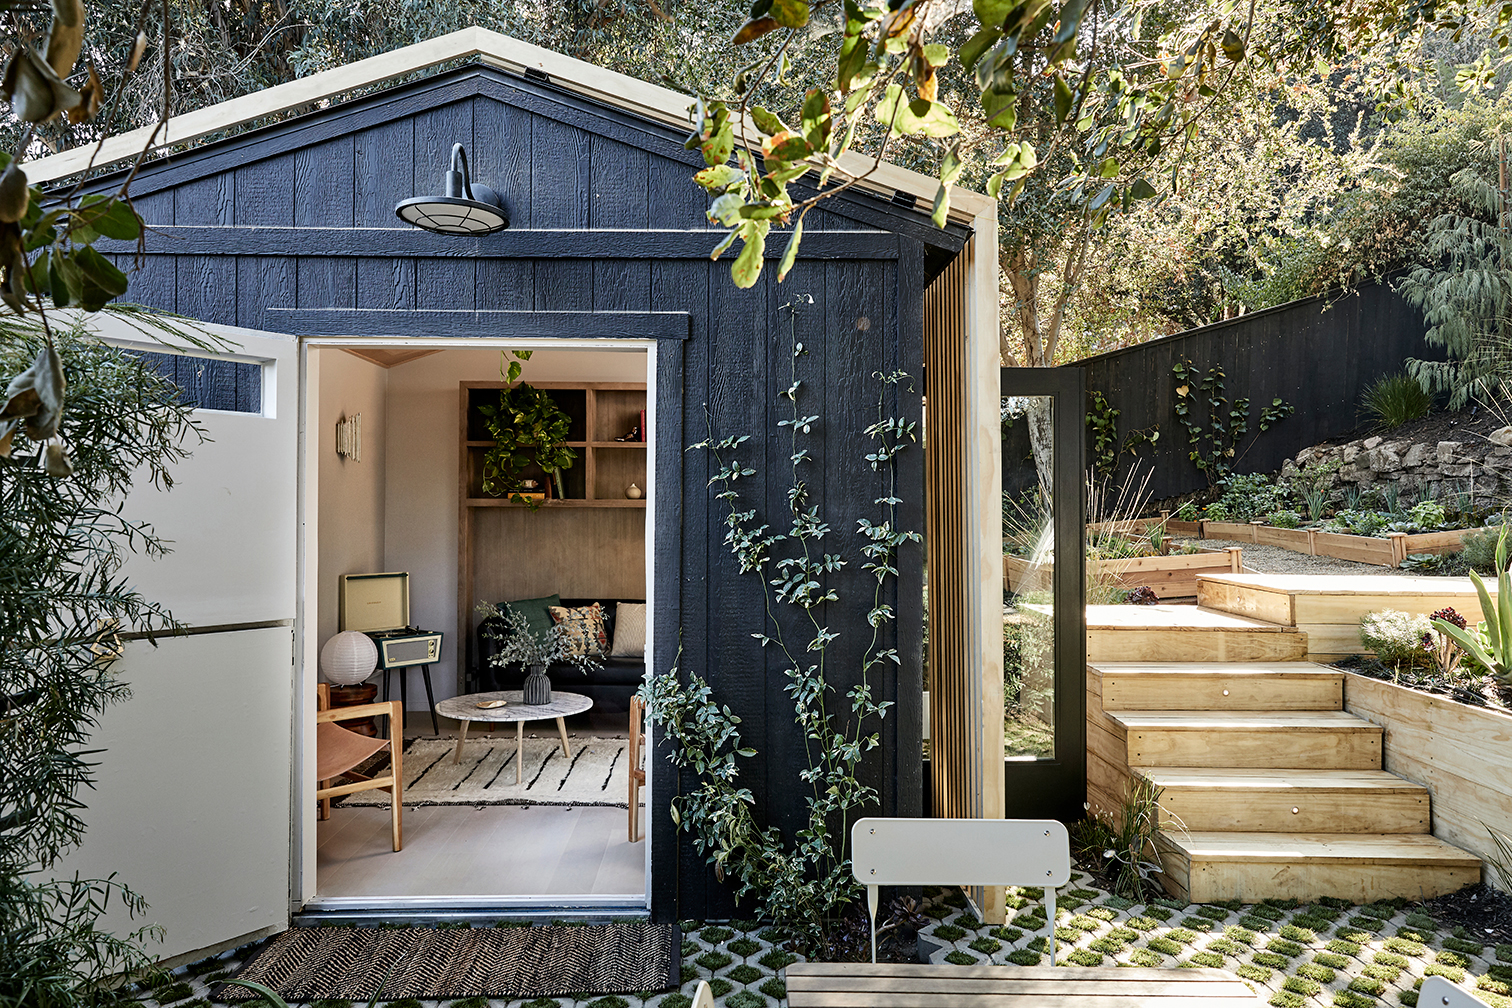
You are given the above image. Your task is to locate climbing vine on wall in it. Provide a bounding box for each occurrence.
[1171,359,1294,486]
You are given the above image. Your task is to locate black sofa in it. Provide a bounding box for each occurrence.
[474,598,645,714]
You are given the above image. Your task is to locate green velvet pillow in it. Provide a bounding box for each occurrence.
[503,593,561,643]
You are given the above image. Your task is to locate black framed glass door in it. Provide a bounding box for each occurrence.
[1000,367,1086,821]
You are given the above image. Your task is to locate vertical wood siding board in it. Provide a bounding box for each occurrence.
[355,258,417,311]
[120,253,176,315]
[131,189,173,228]
[236,255,295,330]
[177,255,238,325]
[296,256,358,309]
[591,260,651,312]
[531,260,592,312]
[475,259,535,311]
[530,115,591,228]
[471,99,532,230]
[293,136,356,228]
[648,154,710,229]
[232,152,296,227]
[171,175,224,226]
[587,136,649,229]
[703,270,771,840]
[353,118,415,228]
[892,251,925,818]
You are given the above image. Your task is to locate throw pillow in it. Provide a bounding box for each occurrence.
[548,603,608,657]
[503,593,561,643]
[611,602,647,658]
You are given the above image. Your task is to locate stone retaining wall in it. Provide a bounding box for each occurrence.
[1281,425,1512,505]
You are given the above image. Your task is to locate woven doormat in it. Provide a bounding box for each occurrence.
[215,923,679,1000]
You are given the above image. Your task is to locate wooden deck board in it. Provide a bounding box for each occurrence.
[784,964,1261,1007]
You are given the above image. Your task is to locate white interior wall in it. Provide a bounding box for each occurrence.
[380,347,647,707]
[316,350,388,669]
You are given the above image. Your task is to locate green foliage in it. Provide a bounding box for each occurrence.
[1069,776,1167,902]
[0,328,200,1008]
[1171,360,1294,486]
[1265,509,1302,529]
[1360,609,1435,664]
[1461,525,1511,573]
[1210,472,1287,523]
[641,303,917,955]
[477,380,578,508]
[1087,390,1158,481]
[1361,372,1434,429]
[1433,530,1512,686]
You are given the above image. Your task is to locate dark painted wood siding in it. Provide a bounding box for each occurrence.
[86,65,936,921]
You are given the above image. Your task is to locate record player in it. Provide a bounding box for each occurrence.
[339,571,444,669]
[340,571,443,732]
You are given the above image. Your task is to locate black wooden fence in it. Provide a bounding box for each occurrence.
[1064,281,1439,502]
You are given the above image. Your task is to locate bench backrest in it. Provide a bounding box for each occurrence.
[1420,976,1493,1008]
[851,817,1071,964]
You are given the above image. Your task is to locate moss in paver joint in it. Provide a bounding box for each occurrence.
[1423,964,1466,983]
[1328,938,1364,956]
[1252,952,1290,969]
[758,950,797,971]
[1331,990,1377,1008]
[1265,938,1304,958]
[991,926,1024,942]
[585,998,629,1008]
[520,1000,561,1008]
[700,927,734,944]
[1283,975,1322,996]
[1279,924,1315,942]
[681,940,699,957]
[1146,938,1183,955]
[696,951,734,971]
[1088,937,1125,955]
[680,964,697,985]
[1179,917,1214,932]
[1224,926,1259,945]
[970,937,1003,954]
[1125,916,1159,931]
[448,999,488,1008]
[1127,949,1164,967]
[757,977,786,1000]
[659,994,693,1008]
[1188,952,1225,968]
[1299,963,1337,983]
[1206,939,1243,957]
[708,979,734,998]
[1006,949,1042,966]
[1269,991,1308,1008]
[728,937,762,957]
[725,990,766,1008]
[726,964,762,985]
[1144,907,1175,922]
[934,924,968,941]
[1236,963,1273,983]
[944,950,979,965]
[1384,937,1426,957]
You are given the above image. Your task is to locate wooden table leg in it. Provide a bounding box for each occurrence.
[517,720,525,784]
[453,719,471,764]
[556,717,572,758]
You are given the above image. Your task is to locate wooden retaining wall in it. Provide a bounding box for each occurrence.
[1197,522,1475,568]
[1005,547,1242,599]
[1345,674,1512,887]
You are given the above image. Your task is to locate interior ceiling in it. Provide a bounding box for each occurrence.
[340,347,446,369]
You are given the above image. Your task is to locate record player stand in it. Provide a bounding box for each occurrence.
[381,664,439,734]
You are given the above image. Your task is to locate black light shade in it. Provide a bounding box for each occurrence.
[395,143,509,235]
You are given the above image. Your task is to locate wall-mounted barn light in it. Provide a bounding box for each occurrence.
[394,143,509,235]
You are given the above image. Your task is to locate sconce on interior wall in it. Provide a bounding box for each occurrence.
[336,413,362,462]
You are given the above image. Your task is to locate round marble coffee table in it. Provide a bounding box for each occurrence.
[433,690,593,784]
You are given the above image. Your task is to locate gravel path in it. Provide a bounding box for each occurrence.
[1178,538,1417,577]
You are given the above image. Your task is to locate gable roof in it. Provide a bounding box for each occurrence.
[25,27,993,228]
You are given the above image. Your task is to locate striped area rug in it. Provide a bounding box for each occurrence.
[337,735,633,808]
[216,923,679,1000]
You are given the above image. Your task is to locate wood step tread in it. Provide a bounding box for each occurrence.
[1111,710,1378,732]
[1085,605,1300,632]
[1165,832,1481,866]
[1197,573,1484,596]
[1138,768,1426,792]
[1092,662,1339,677]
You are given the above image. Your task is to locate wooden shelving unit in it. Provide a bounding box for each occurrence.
[460,381,647,507]
[457,381,648,691]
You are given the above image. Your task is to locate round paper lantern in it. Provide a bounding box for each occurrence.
[321,631,378,685]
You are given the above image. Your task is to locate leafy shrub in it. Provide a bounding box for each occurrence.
[1265,509,1302,528]
[1359,609,1434,665]
[1361,372,1433,428]
[1461,525,1510,573]
[1326,509,1389,537]
[1211,472,1287,522]
[1403,500,1448,531]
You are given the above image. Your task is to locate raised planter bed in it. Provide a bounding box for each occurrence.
[1004,546,1243,599]
[1195,520,1477,568]
[1344,672,1512,887]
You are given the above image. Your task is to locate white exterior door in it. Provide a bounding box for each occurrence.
[54,318,299,961]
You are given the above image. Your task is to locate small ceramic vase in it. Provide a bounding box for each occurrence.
[626,483,643,499]
[522,663,552,705]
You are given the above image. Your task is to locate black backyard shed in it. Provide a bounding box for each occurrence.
[33,28,1006,951]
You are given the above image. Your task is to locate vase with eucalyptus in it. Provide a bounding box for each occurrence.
[478,352,578,510]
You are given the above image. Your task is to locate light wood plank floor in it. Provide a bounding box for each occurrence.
[317,714,645,900]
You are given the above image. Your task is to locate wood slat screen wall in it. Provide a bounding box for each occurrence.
[924,252,1003,827]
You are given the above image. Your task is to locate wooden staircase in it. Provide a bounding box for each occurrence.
[1085,605,1307,663]
[1088,661,1481,903]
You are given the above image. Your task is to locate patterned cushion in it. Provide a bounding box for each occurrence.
[548,603,608,657]
[611,603,647,658]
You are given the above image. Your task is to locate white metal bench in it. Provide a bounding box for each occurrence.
[1420,976,1493,1008]
[850,817,1072,964]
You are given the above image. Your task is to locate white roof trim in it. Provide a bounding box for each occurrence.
[24,26,992,223]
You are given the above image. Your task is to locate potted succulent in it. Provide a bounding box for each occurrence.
[476,602,602,704]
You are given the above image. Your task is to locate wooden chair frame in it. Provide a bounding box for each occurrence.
[316,682,405,851]
[628,694,646,842]
[851,817,1071,964]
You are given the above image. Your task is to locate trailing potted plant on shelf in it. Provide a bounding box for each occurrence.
[476,603,602,704]
[478,382,578,510]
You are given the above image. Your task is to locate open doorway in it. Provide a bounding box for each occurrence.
[303,341,652,910]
